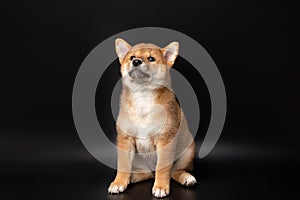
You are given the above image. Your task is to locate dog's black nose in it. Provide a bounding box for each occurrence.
[132,59,142,67]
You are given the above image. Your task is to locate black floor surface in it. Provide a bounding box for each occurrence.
[1,133,298,200]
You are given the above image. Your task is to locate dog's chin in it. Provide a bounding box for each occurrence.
[128,69,150,80]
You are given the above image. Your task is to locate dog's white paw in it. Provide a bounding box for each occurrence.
[108,182,128,194]
[152,187,169,198]
[183,174,197,186]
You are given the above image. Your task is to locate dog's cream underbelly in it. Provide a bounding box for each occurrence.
[133,138,157,172]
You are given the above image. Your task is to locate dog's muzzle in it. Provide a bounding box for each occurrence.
[129,68,149,79]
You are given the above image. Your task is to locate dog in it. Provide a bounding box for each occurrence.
[108,38,196,198]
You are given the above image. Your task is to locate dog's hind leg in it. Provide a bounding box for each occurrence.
[171,142,197,186]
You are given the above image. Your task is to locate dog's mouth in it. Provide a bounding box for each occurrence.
[128,69,150,79]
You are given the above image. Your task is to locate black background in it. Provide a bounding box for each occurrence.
[1,0,298,200]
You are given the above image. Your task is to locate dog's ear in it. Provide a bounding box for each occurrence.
[161,42,179,67]
[115,38,132,64]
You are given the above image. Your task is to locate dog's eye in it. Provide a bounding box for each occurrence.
[148,56,155,62]
[130,56,135,60]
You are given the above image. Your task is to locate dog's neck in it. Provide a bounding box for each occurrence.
[124,82,171,93]
[122,74,172,93]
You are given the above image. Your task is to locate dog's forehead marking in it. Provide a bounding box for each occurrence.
[129,43,163,58]
[131,43,161,50]
[133,49,162,57]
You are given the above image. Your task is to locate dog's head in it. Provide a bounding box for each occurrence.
[115,38,179,88]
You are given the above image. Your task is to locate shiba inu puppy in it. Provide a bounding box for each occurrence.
[108,38,196,198]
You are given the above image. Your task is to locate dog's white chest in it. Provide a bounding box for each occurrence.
[118,89,166,139]
[131,91,154,116]
[128,91,165,138]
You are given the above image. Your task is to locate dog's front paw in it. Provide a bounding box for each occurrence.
[108,180,129,194]
[152,185,170,198]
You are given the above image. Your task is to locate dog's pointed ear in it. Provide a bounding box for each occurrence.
[161,42,179,67]
[115,38,132,64]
